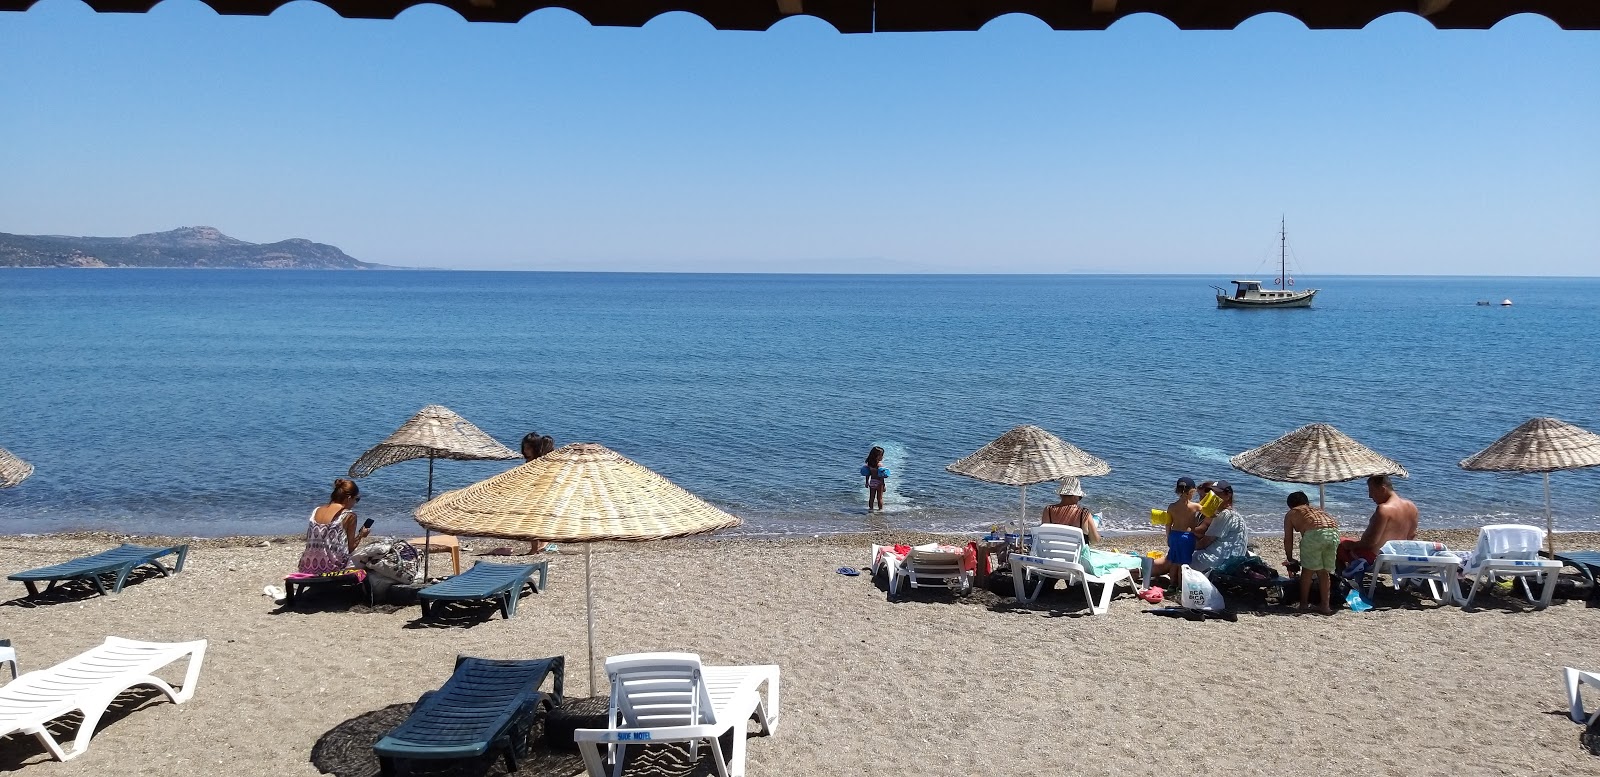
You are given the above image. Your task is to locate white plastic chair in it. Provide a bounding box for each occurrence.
[0,636,207,761]
[574,652,779,777]
[1367,540,1465,605]
[1460,524,1562,609]
[0,640,15,680]
[1008,524,1135,615]
[870,544,971,600]
[1564,667,1600,727]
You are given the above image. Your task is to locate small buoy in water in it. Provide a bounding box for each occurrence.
[1501,298,1513,307]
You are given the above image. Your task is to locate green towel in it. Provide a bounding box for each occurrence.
[1082,547,1143,576]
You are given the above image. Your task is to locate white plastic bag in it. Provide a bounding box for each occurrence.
[1180,565,1226,612]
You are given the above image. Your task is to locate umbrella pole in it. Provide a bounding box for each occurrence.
[1318,483,1326,509]
[585,542,597,695]
[1020,485,1028,541]
[423,455,435,581]
[1544,471,1553,556]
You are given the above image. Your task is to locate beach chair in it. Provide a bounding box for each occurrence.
[417,560,548,619]
[1008,524,1136,615]
[0,636,207,762]
[283,569,372,607]
[1564,667,1600,727]
[373,655,564,776]
[1459,524,1562,609]
[1366,540,1465,605]
[870,543,970,600]
[574,652,780,777]
[0,639,14,680]
[1553,551,1600,594]
[8,543,188,597]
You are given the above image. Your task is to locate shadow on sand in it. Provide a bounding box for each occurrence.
[310,695,726,777]
[1,567,171,608]
[0,686,170,770]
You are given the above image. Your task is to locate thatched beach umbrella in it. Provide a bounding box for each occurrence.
[1460,417,1600,555]
[1229,423,1407,508]
[415,442,742,693]
[0,447,33,489]
[946,425,1111,530]
[349,405,519,577]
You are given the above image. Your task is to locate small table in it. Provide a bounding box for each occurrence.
[409,535,463,577]
[971,540,1017,586]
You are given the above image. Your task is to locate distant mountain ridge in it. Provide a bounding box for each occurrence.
[0,227,382,269]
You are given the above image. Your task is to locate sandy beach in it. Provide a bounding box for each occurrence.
[2,529,1598,776]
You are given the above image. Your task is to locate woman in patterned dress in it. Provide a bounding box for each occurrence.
[298,478,371,574]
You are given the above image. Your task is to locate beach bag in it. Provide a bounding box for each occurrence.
[1180,564,1225,612]
[352,539,421,586]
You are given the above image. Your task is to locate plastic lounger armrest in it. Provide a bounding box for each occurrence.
[573,723,727,744]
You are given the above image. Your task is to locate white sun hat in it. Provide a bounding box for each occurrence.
[1058,476,1085,497]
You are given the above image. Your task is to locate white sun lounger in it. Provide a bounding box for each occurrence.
[1009,524,1135,615]
[1460,524,1562,609]
[1367,540,1466,605]
[870,544,971,600]
[1564,667,1600,727]
[574,652,780,777]
[0,636,207,761]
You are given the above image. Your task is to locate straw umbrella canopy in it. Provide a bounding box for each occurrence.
[0,447,33,489]
[415,442,741,692]
[1460,417,1600,554]
[349,405,519,577]
[1229,423,1408,508]
[9,1,1592,32]
[946,425,1111,531]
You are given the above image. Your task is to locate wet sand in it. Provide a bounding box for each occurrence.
[2,529,1598,776]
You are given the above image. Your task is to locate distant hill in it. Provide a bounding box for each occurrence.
[0,227,384,269]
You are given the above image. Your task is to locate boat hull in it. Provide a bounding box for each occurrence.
[1216,289,1318,309]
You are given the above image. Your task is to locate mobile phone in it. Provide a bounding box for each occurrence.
[362,518,375,530]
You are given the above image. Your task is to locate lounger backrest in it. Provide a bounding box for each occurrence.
[1030,525,1086,565]
[1468,524,1546,567]
[605,652,714,729]
[905,548,964,578]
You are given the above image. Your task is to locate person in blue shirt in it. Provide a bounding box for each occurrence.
[861,446,889,511]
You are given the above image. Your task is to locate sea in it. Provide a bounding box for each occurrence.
[2,270,1597,539]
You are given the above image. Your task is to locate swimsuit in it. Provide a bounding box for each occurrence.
[1166,530,1197,565]
[861,466,889,491]
[1301,527,1340,571]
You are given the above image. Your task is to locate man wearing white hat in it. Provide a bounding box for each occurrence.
[1041,476,1099,544]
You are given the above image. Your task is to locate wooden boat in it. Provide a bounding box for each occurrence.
[1214,219,1317,309]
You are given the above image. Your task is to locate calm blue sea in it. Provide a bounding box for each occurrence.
[2,270,1597,538]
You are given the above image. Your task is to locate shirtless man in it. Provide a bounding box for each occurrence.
[1336,474,1419,574]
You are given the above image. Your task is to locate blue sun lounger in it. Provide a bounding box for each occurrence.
[417,560,548,619]
[1555,551,1600,594]
[8,543,188,597]
[374,655,564,776]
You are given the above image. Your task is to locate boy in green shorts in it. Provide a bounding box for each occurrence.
[1283,490,1340,615]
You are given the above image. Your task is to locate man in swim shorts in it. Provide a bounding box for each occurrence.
[1336,474,1419,576]
[1283,490,1339,614]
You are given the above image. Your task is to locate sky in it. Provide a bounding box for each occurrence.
[1,3,1596,274]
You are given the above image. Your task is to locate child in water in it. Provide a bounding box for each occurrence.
[862,446,890,511]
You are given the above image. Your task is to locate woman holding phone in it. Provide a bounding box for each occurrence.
[298,478,371,574]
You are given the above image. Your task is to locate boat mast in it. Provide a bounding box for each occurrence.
[1279,215,1287,290]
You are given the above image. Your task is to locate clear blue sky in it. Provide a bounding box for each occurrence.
[1,2,1596,274]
